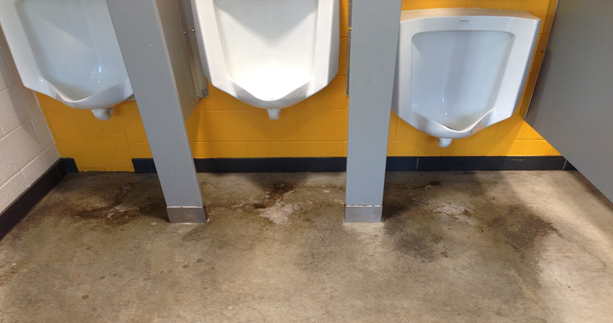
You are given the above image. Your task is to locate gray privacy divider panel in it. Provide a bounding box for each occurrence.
[344,0,403,222]
[526,0,613,202]
[106,0,206,223]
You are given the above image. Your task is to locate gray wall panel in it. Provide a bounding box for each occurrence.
[527,0,613,201]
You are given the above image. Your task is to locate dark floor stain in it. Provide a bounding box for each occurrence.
[181,224,211,242]
[382,199,421,221]
[382,181,445,220]
[203,182,296,216]
[419,181,442,189]
[384,212,445,262]
[75,181,166,226]
[484,206,558,253]
[252,203,266,209]
[381,184,419,220]
[381,176,558,264]
[73,195,166,226]
[10,174,170,231]
[394,232,443,262]
[121,183,134,193]
[266,182,294,204]
[199,181,313,232]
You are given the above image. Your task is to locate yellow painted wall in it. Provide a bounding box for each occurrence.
[39,0,560,172]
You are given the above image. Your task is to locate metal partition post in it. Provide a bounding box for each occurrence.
[345,0,402,222]
[106,0,206,223]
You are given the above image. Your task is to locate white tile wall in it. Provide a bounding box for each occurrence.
[0,26,60,213]
[0,82,40,134]
[0,173,28,214]
[0,122,43,184]
[31,113,55,149]
[21,146,60,185]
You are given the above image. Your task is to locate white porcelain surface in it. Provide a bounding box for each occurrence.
[392,9,540,144]
[191,0,339,112]
[0,0,132,112]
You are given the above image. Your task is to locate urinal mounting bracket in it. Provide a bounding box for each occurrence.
[177,0,209,100]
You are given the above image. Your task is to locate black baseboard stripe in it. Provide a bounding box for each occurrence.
[0,159,73,240]
[61,158,79,173]
[133,156,574,173]
[563,160,577,171]
[414,156,568,171]
[133,157,348,173]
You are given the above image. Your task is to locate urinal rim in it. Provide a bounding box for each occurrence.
[393,8,541,138]
[45,78,134,110]
[409,107,496,137]
[190,0,339,109]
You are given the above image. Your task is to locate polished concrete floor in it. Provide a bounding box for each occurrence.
[1,171,613,322]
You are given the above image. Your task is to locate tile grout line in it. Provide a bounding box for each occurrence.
[29,118,46,151]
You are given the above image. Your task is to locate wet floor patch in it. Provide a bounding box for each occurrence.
[382,174,559,263]
[204,178,345,226]
[252,183,298,224]
[484,206,559,253]
[6,173,168,236]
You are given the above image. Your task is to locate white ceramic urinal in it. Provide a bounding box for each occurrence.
[0,0,133,121]
[191,0,339,120]
[392,9,540,147]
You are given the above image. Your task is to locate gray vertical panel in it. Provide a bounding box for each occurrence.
[345,0,402,207]
[526,0,613,201]
[106,0,205,214]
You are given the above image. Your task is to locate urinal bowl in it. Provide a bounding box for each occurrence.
[191,0,339,119]
[392,9,541,147]
[0,0,133,121]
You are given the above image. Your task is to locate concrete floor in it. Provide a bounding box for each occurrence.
[1,171,613,322]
